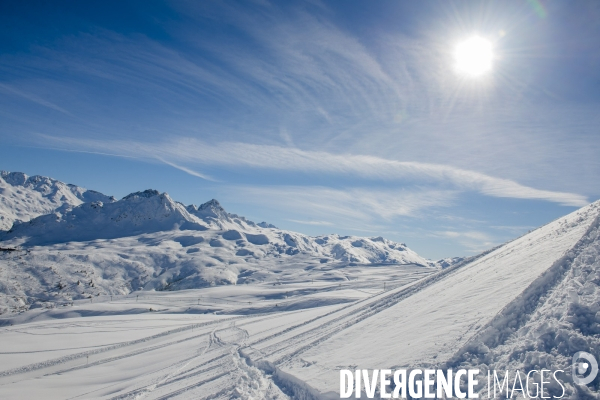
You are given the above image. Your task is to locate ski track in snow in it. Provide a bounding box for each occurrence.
[0,265,436,399]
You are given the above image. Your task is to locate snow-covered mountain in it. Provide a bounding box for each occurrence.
[0,173,432,314]
[0,171,115,231]
[3,189,210,245]
[1,188,428,267]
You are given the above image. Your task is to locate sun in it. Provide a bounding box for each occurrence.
[454,36,493,77]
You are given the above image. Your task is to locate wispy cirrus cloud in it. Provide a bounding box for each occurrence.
[221,185,457,222]
[2,1,598,201]
[0,1,429,149]
[42,134,588,207]
[0,83,73,116]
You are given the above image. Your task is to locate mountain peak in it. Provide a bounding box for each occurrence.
[2,186,209,245]
[194,199,227,220]
[122,189,161,200]
[199,199,223,211]
[1,171,28,186]
[258,221,277,229]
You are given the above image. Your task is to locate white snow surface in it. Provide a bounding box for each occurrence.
[451,202,600,398]
[1,173,599,399]
[0,171,115,231]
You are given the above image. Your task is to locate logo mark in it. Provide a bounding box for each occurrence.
[572,351,598,385]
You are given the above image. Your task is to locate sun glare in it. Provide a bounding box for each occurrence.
[454,36,493,77]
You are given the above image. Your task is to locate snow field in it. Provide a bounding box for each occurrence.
[0,264,433,399]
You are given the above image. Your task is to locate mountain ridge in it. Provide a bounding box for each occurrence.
[0,171,115,231]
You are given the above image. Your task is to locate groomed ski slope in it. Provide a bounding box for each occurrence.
[271,201,600,397]
[0,201,598,399]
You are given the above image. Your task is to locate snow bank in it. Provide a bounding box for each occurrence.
[449,202,600,398]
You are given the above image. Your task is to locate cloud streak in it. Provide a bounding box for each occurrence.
[42,135,588,207]
[156,157,216,181]
[2,2,598,200]
[216,185,457,236]
[0,83,73,116]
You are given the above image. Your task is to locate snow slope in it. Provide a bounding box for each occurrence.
[242,200,600,398]
[0,229,429,315]
[0,201,598,399]
[0,171,115,231]
[450,202,600,398]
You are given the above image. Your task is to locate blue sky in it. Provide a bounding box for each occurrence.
[1,0,599,259]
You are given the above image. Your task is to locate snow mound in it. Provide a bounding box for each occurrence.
[222,230,243,240]
[246,233,270,245]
